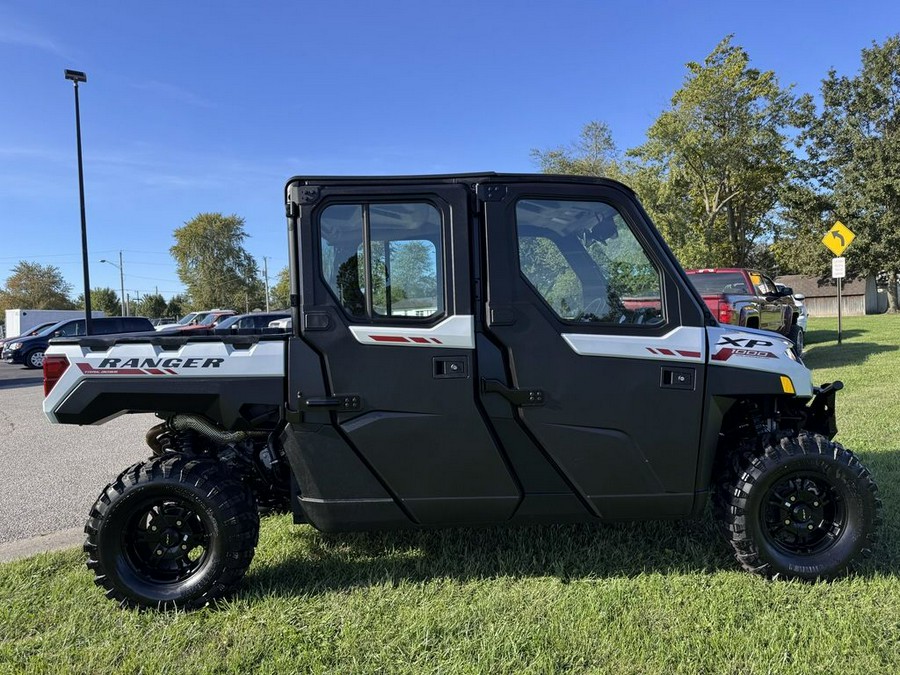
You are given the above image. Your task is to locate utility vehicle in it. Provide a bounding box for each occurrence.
[42,174,879,609]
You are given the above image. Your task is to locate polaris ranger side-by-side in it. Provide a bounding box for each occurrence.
[42,174,879,609]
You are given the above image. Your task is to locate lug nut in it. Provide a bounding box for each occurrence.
[808,524,815,530]
[151,526,157,531]
[155,550,163,555]
[813,502,819,507]
[790,496,796,502]
[181,545,187,550]
[785,519,791,525]
[176,521,182,526]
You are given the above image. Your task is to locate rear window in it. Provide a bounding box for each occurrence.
[688,272,750,295]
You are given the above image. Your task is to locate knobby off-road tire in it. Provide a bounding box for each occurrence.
[718,432,879,580]
[84,455,259,609]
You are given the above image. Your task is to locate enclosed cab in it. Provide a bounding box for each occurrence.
[42,174,878,610]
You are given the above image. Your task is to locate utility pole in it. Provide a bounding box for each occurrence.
[262,256,270,312]
[119,251,126,316]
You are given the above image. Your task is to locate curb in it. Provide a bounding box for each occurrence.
[0,527,84,563]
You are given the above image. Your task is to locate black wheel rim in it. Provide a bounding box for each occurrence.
[761,472,846,556]
[122,497,211,584]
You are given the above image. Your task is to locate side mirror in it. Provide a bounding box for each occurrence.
[779,286,794,297]
[794,293,805,301]
[53,331,63,337]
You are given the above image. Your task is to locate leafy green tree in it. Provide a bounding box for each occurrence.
[795,34,900,310]
[133,293,168,318]
[0,261,75,311]
[76,287,121,316]
[270,267,291,309]
[166,294,187,319]
[170,213,263,311]
[531,121,622,178]
[631,36,797,268]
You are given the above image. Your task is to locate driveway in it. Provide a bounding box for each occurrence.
[0,365,151,548]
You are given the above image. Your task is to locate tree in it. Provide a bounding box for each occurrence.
[76,287,121,316]
[531,121,622,178]
[796,35,900,311]
[631,36,798,268]
[170,213,264,311]
[166,294,187,319]
[270,267,291,309]
[0,261,75,311]
[133,293,168,318]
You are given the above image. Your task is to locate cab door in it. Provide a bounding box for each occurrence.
[480,181,708,518]
[291,181,520,526]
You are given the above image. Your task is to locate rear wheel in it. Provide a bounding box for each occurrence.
[718,432,879,579]
[24,349,44,369]
[84,456,259,609]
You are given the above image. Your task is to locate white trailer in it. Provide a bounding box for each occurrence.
[5,309,105,338]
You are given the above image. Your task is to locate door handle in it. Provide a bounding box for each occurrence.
[481,378,545,406]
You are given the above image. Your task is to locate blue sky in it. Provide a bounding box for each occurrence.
[2,1,898,304]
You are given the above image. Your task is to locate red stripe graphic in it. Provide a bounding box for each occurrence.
[657,348,676,356]
[369,335,409,343]
[430,338,442,344]
[676,350,702,358]
[410,337,430,343]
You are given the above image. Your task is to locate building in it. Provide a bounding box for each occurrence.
[775,274,884,317]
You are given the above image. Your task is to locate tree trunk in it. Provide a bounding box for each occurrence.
[887,271,900,313]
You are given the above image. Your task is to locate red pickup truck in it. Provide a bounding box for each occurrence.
[686,268,802,354]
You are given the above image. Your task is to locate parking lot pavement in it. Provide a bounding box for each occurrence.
[0,361,43,389]
[0,381,152,544]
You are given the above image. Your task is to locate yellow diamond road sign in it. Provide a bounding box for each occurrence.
[822,221,855,256]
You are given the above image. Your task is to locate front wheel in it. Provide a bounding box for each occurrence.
[84,456,259,609]
[788,323,804,358]
[24,349,44,369]
[718,432,879,580]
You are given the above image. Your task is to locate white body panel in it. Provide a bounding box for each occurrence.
[561,326,706,362]
[43,340,285,423]
[348,315,475,349]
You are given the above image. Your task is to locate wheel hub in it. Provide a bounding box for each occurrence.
[125,500,210,583]
[762,474,845,555]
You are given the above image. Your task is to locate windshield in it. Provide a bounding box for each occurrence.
[176,312,200,326]
[34,320,69,337]
[214,315,240,329]
[199,313,224,326]
[688,272,751,295]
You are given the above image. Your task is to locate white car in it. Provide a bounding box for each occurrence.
[776,284,808,332]
[267,316,292,330]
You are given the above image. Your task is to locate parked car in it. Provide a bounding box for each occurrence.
[155,311,204,332]
[686,268,802,354]
[211,312,290,335]
[0,321,57,352]
[776,283,809,332]
[4,316,155,369]
[267,316,291,330]
[170,309,236,334]
[150,317,177,328]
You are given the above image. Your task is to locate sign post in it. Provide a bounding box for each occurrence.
[822,222,855,345]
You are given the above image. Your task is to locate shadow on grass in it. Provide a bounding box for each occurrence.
[802,341,898,369]
[244,516,731,597]
[243,449,900,598]
[805,328,865,345]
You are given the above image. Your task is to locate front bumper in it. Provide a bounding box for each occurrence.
[806,381,842,439]
[2,348,23,364]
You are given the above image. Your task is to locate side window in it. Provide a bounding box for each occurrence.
[320,202,443,321]
[56,320,85,337]
[96,319,122,335]
[515,199,663,326]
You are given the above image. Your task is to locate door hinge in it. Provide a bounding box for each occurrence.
[475,184,508,202]
[481,378,544,406]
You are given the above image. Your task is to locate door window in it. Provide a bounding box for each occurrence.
[515,199,663,326]
[320,202,443,321]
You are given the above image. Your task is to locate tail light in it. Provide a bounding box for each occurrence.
[717,296,735,324]
[43,354,70,396]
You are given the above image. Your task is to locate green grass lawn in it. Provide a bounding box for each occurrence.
[2,315,900,674]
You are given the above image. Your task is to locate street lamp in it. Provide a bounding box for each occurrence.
[99,252,127,316]
[64,69,93,335]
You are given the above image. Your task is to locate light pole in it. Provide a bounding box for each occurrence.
[65,69,93,334]
[99,252,127,316]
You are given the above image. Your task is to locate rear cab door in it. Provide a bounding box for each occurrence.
[479,178,709,518]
